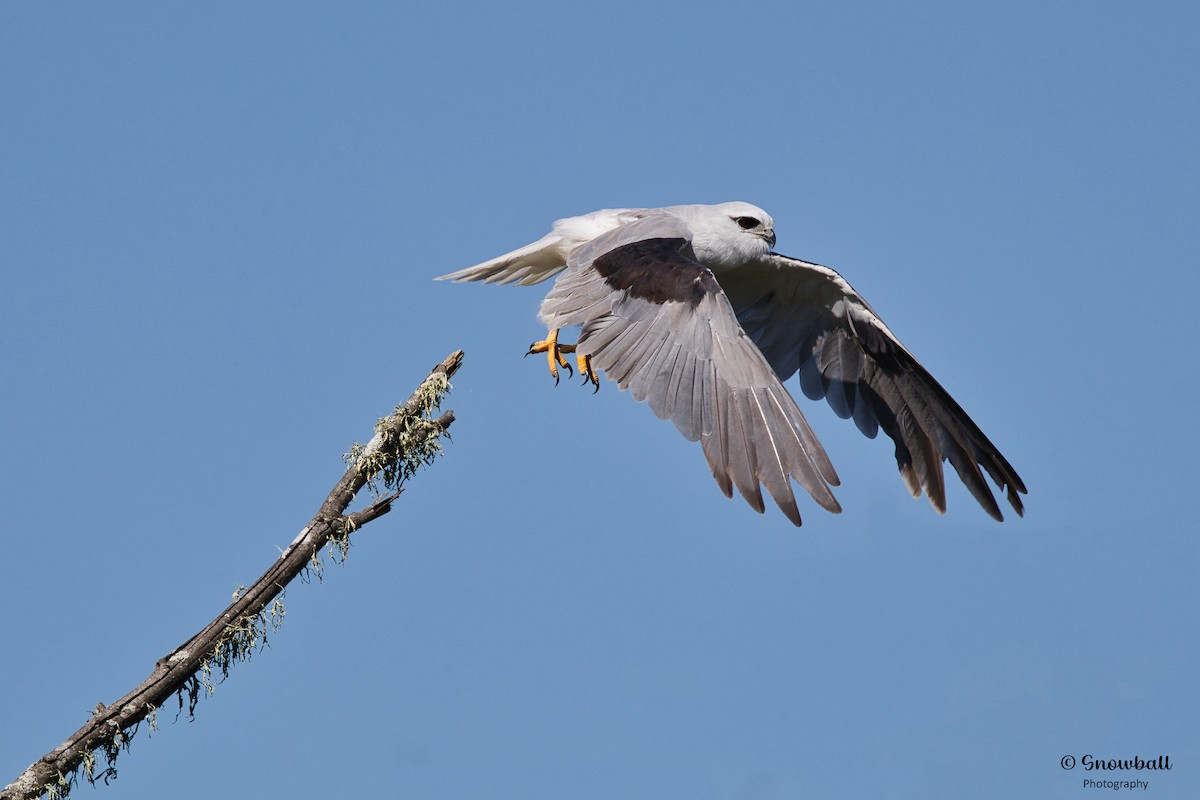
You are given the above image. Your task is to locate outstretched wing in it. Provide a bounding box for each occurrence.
[539,215,842,526]
[720,253,1026,520]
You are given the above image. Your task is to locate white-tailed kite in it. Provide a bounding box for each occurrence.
[438,202,1025,526]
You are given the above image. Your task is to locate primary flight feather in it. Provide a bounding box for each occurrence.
[437,201,1026,526]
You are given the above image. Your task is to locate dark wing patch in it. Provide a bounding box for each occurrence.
[721,253,1027,521]
[592,237,721,308]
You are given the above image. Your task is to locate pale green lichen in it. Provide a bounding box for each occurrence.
[344,371,452,497]
[143,702,158,736]
[44,771,71,800]
[194,598,287,702]
[28,368,455,800]
[268,596,286,630]
[78,751,95,785]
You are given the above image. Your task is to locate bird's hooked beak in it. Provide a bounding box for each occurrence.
[763,228,776,248]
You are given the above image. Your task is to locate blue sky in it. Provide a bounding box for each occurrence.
[2,2,1197,798]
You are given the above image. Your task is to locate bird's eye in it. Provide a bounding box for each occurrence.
[734,216,760,230]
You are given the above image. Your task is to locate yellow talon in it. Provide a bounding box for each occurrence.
[527,328,573,384]
[577,352,599,391]
[526,330,598,390]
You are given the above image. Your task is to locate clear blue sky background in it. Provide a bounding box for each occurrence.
[3,3,1197,799]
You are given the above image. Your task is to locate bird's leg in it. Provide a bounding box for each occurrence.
[554,344,599,392]
[527,330,599,390]
[575,352,599,392]
[527,328,573,384]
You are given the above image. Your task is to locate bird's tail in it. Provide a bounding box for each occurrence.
[435,230,571,286]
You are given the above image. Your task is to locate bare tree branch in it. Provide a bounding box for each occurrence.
[2,350,464,800]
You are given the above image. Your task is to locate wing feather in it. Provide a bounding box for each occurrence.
[720,253,1026,520]
[440,202,1026,524]
[539,218,841,525]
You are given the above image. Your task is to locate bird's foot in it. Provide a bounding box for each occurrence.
[576,352,599,392]
[526,331,600,391]
[527,329,573,385]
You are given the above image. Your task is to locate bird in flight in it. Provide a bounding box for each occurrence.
[438,202,1025,526]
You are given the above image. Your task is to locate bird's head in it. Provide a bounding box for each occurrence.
[685,202,776,270]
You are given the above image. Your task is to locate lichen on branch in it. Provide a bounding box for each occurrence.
[2,350,463,800]
[345,367,453,496]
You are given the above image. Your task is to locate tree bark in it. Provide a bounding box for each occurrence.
[2,350,464,800]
